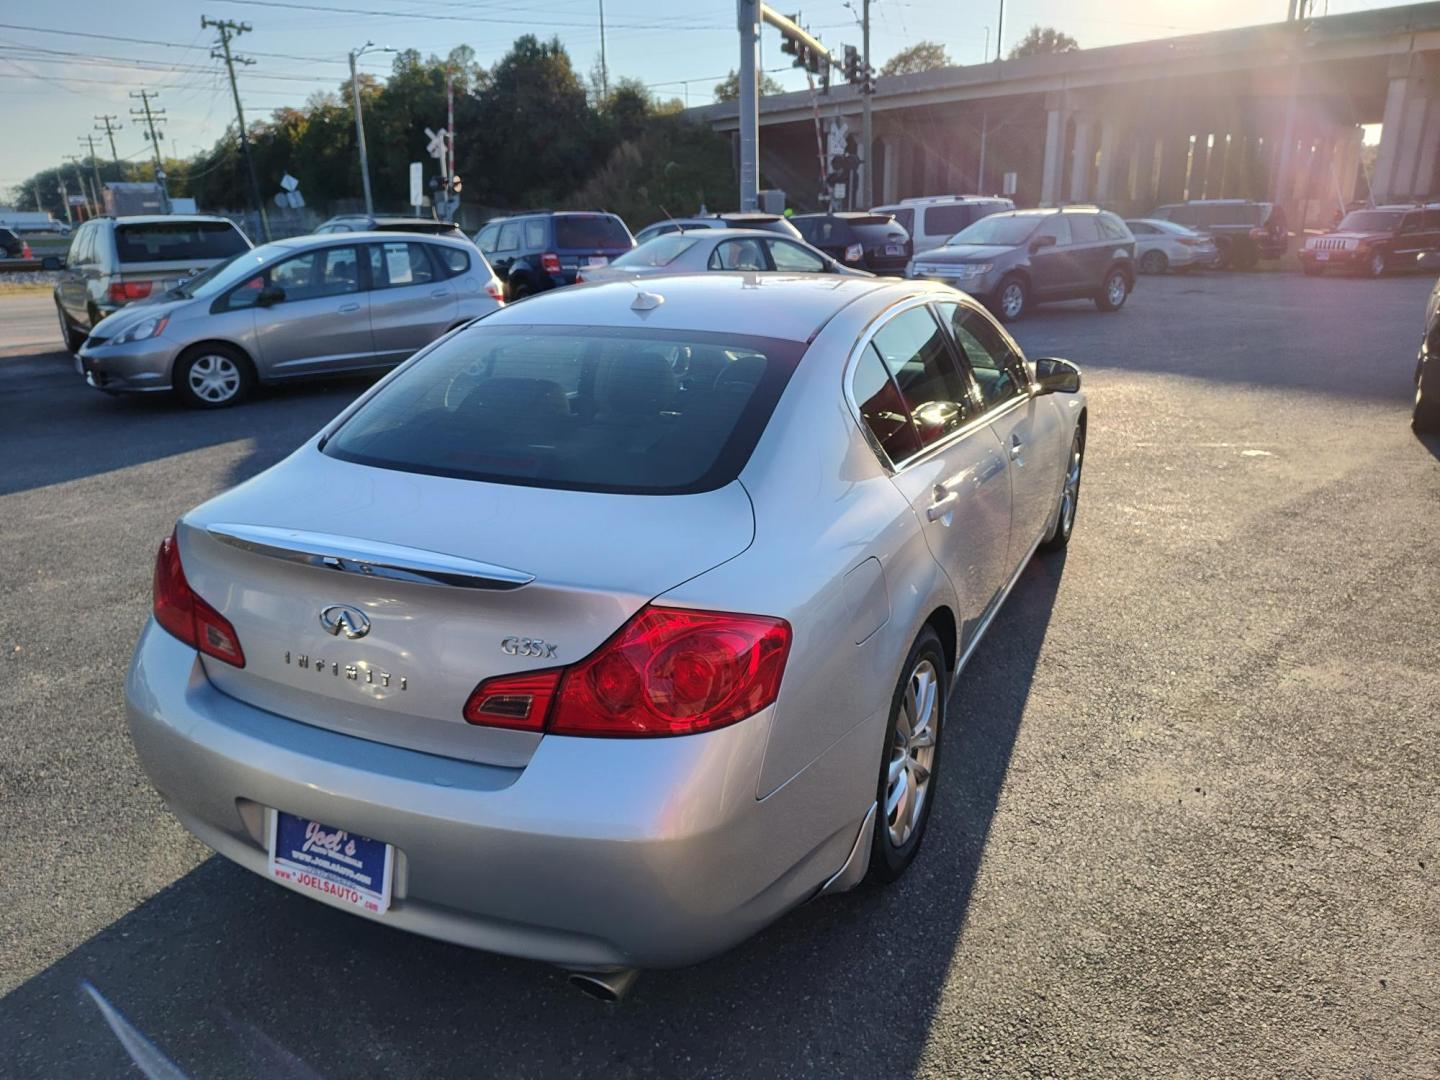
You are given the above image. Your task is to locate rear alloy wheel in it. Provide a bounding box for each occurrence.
[995,275,1028,322]
[1139,249,1168,275]
[1368,250,1387,278]
[56,301,87,353]
[175,346,252,409]
[1414,357,1440,434]
[867,628,946,883]
[1094,268,1130,312]
[1042,423,1085,551]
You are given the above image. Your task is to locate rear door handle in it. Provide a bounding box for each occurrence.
[338,302,361,313]
[1009,435,1024,460]
[430,288,449,298]
[926,486,959,522]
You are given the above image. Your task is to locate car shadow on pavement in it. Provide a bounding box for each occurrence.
[0,553,1068,1079]
[0,353,376,498]
[1414,430,1440,461]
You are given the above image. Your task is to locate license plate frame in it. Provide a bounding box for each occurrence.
[1315,251,1330,261]
[585,256,609,267]
[267,810,394,915]
[885,244,903,256]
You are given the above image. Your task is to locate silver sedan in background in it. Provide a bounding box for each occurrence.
[125,274,1086,997]
[76,231,504,407]
[575,228,868,284]
[1124,218,1220,273]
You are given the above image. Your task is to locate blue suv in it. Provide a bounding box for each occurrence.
[475,211,634,300]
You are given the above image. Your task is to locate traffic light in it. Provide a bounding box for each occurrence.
[861,62,876,96]
[843,44,859,84]
[779,13,802,61]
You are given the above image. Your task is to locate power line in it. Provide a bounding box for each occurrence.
[0,21,350,64]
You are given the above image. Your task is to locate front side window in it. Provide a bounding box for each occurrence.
[709,238,767,271]
[368,242,435,288]
[767,239,827,272]
[322,325,803,494]
[1400,213,1423,234]
[1033,215,1072,247]
[936,301,1028,410]
[268,245,361,301]
[870,306,973,447]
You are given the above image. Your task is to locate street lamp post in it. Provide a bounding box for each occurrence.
[349,41,394,215]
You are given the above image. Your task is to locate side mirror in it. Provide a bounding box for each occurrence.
[1034,357,1081,395]
[256,285,285,307]
[1029,235,1057,253]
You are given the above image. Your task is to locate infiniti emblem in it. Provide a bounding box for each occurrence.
[319,604,371,640]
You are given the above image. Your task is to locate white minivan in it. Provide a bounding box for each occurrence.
[871,196,1014,256]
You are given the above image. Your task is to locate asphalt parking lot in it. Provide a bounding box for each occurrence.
[1,272,1437,1078]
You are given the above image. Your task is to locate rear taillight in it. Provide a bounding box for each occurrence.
[485,280,505,304]
[152,530,245,667]
[541,252,561,274]
[1178,237,1200,247]
[107,280,153,303]
[844,243,864,263]
[463,606,791,737]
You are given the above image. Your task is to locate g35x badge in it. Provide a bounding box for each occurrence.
[501,636,558,659]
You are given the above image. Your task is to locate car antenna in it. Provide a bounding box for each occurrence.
[659,204,683,234]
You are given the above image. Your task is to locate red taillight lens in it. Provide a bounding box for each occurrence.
[463,607,791,737]
[485,280,505,304]
[541,252,561,274]
[152,531,245,667]
[573,272,584,283]
[1178,237,1199,247]
[464,670,560,731]
[107,280,153,303]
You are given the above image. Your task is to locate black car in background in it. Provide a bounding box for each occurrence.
[1148,199,1287,269]
[790,212,911,274]
[315,215,469,239]
[0,226,30,259]
[475,211,634,300]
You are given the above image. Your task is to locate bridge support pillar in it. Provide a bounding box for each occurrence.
[1372,52,1440,201]
[1040,99,1067,206]
[1069,114,1098,202]
[1094,120,1124,204]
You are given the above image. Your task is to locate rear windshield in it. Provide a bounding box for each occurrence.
[322,324,805,494]
[115,221,248,263]
[888,208,914,235]
[850,221,906,243]
[554,215,632,250]
[948,215,1039,247]
[614,235,699,267]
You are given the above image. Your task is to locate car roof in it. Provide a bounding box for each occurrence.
[486,273,916,342]
[268,230,471,249]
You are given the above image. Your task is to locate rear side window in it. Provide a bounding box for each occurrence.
[114,221,247,263]
[368,241,436,287]
[476,225,499,251]
[923,205,970,237]
[432,245,470,276]
[523,219,547,248]
[709,238,767,271]
[870,306,973,447]
[496,223,521,251]
[1098,215,1130,240]
[554,215,631,250]
[851,345,921,464]
[322,325,804,494]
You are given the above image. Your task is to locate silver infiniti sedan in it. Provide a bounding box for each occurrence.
[76,231,503,408]
[576,228,867,284]
[125,273,1086,996]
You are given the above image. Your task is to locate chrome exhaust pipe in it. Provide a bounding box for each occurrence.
[567,968,639,1003]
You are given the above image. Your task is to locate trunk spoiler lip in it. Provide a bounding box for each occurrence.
[203,522,535,591]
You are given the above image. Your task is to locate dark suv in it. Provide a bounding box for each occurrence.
[908,206,1136,321]
[1301,204,1440,277]
[475,211,634,300]
[1149,200,1287,269]
[790,212,912,274]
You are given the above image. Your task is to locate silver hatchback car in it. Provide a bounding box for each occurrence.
[126,273,1086,996]
[76,231,503,407]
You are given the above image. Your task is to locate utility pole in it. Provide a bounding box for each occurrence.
[57,173,72,224]
[203,15,270,240]
[860,0,872,208]
[79,135,105,211]
[130,89,171,211]
[597,0,609,100]
[94,114,123,170]
[737,0,760,211]
[64,155,94,218]
[996,0,1005,61]
[447,66,455,180]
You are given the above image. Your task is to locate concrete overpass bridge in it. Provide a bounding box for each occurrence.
[692,3,1440,223]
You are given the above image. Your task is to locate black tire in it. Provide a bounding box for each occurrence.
[867,626,947,884]
[1041,422,1085,551]
[994,274,1028,322]
[1414,357,1440,434]
[1094,267,1130,312]
[56,301,86,353]
[508,277,533,302]
[1139,250,1168,275]
[173,344,254,409]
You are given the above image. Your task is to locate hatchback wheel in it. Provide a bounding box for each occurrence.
[175,346,252,409]
[995,275,1028,322]
[867,628,946,883]
[56,301,86,353]
[1139,250,1168,275]
[1042,423,1085,550]
[1094,268,1130,312]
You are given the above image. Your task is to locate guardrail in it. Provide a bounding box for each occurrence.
[0,257,63,272]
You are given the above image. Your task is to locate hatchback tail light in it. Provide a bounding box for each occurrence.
[541,252,561,274]
[485,280,505,304]
[152,530,245,667]
[463,606,791,737]
[108,280,153,303]
[1178,237,1201,247]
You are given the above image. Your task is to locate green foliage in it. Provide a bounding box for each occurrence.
[713,69,785,102]
[880,41,952,77]
[1007,25,1080,60]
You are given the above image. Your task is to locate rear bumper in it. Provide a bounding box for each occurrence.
[77,336,178,393]
[125,622,874,969]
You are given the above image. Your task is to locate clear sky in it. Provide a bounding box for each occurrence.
[0,0,1408,198]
